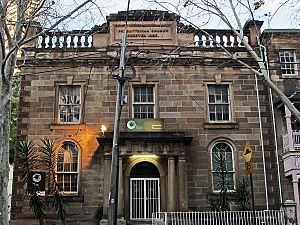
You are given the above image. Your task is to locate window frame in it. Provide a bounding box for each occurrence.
[56,141,80,195]
[206,83,233,123]
[210,141,236,192]
[129,83,158,119]
[55,83,84,124]
[279,50,298,76]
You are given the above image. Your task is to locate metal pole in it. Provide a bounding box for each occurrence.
[250,173,256,225]
[108,30,127,225]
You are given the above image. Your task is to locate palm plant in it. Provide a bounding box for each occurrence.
[40,137,67,224]
[15,138,67,225]
[235,177,251,210]
[15,141,45,225]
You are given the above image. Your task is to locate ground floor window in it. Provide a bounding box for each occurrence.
[211,142,235,192]
[56,142,79,193]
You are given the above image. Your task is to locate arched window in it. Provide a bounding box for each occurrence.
[57,142,79,193]
[211,142,235,191]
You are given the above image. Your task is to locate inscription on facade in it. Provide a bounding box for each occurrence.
[113,24,173,40]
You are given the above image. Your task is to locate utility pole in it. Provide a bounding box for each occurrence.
[107,29,127,225]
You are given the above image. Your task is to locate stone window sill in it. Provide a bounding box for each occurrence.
[203,122,239,129]
[46,194,84,202]
[50,123,86,131]
[280,74,299,79]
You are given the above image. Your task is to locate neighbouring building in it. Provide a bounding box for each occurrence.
[262,29,300,224]
[10,10,290,225]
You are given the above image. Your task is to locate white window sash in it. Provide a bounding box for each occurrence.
[279,51,298,75]
[211,142,235,192]
[132,86,156,118]
[207,85,231,122]
[58,85,82,124]
[56,143,79,194]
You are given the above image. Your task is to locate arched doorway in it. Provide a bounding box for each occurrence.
[130,161,160,220]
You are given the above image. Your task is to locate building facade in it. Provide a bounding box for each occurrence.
[10,10,285,225]
[262,29,300,224]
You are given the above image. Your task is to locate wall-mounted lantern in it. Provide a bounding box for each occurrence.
[101,125,107,137]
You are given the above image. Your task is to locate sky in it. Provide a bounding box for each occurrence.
[53,0,300,31]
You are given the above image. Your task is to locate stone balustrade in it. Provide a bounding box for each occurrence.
[194,29,250,48]
[35,29,250,50]
[36,30,94,49]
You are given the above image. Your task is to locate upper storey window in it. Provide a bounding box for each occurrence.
[132,86,155,119]
[208,84,231,122]
[279,51,297,75]
[58,86,81,123]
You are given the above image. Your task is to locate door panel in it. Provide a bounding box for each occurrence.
[130,178,160,219]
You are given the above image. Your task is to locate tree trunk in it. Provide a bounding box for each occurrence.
[0,51,17,225]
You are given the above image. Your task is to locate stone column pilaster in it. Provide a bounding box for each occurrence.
[285,105,294,151]
[167,156,176,211]
[292,174,300,225]
[178,155,188,211]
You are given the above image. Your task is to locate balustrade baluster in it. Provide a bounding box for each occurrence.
[226,33,232,47]
[233,34,238,47]
[205,34,210,47]
[77,34,82,47]
[55,32,60,49]
[70,34,75,48]
[84,34,89,47]
[212,33,218,47]
[62,33,68,49]
[41,34,46,49]
[212,33,219,47]
[219,34,225,46]
[48,32,53,49]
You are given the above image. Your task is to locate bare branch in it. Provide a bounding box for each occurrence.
[229,0,243,34]
[1,0,93,79]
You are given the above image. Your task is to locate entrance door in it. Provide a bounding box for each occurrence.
[130,178,160,219]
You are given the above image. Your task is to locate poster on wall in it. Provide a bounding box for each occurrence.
[29,171,46,196]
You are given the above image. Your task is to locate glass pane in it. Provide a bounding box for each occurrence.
[64,174,70,192]
[71,174,78,192]
[133,105,154,119]
[212,173,222,191]
[57,149,64,172]
[59,86,80,104]
[226,173,234,190]
[57,174,63,189]
[134,86,154,102]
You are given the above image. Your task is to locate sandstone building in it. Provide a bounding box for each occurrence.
[10,10,293,225]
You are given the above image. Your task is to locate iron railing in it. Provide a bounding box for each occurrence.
[152,210,285,225]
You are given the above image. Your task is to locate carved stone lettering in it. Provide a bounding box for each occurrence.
[113,24,173,40]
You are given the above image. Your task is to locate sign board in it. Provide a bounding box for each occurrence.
[243,142,253,162]
[125,119,164,132]
[109,21,177,45]
[30,171,46,196]
[245,161,253,175]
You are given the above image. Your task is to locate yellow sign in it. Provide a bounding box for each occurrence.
[243,142,253,162]
[245,161,253,175]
